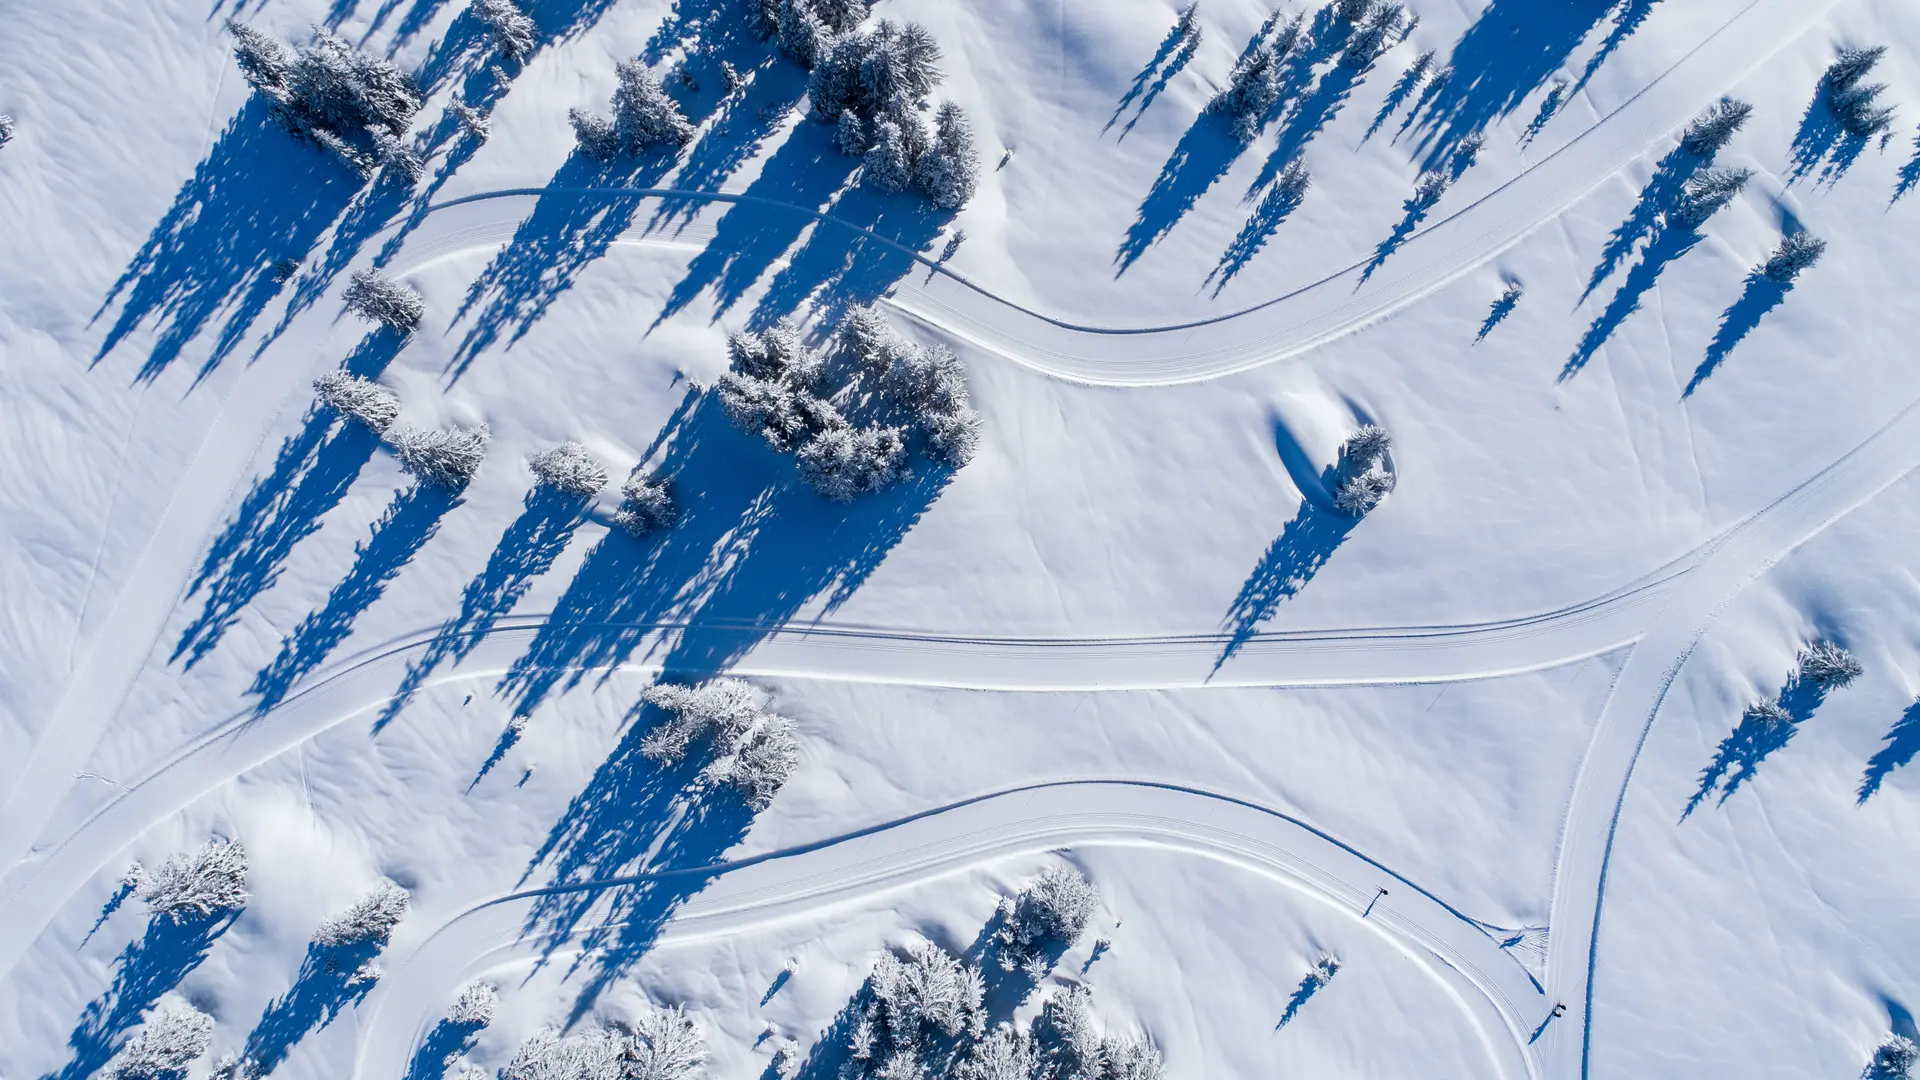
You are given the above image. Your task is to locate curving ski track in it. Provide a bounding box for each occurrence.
[354,781,1545,1080]
[0,0,1854,1077]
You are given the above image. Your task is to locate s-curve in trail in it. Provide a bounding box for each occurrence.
[354,781,1545,1080]
[399,0,1831,387]
[1536,392,1920,1080]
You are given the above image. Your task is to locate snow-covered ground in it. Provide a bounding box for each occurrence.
[5,0,1920,1078]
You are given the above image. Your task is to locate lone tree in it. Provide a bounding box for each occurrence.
[312,883,411,947]
[447,982,499,1027]
[314,371,402,433]
[1332,424,1395,517]
[571,60,695,159]
[226,21,423,177]
[528,441,610,496]
[135,839,249,922]
[343,269,425,333]
[994,864,1099,976]
[1759,231,1825,283]
[1671,166,1753,228]
[1796,641,1863,690]
[109,1004,216,1080]
[473,0,535,63]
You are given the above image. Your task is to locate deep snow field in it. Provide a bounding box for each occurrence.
[6,0,1920,1078]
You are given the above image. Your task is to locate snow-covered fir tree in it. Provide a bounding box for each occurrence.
[501,1008,704,1080]
[914,101,981,208]
[314,371,402,433]
[1797,641,1863,690]
[226,21,422,177]
[845,942,986,1080]
[613,472,677,535]
[640,679,800,809]
[389,424,490,488]
[528,441,610,496]
[1824,46,1896,137]
[1743,701,1792,729]
[137,839,249,922]
[312,882,411,947]
[109,1004,216,1080]
[1206,45,1281,142]
[1334,0,1375,22]
[1331,424,1395,517]
[1340,2,1406,69]
[1680,98,1754,157]
[574,61,694,158]
[343,269,425,333]
[994,864,1099,975]
[1872,1034,1919,1080]
[0,114,13,147]
[623,1005,707,1080]
[1759,231,1825,283]
[473,0,536,62]
[1671,165,1752,228]
[862,114,920,192]
[447,982,499,1027]
[953,1024,1039,1080]
[1410,169,1452,211]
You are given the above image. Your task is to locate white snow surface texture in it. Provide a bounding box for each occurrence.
[3,0,1920,1079]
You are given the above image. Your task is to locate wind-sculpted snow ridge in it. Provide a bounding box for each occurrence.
[353,780,1544,1080]
[397,0,1832,388]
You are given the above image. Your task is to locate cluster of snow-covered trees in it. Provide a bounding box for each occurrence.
[1331,424,1394,517]
[526,441,679,536]
[570,61,696,159]
[640,679,801,810]
[1823,46,1897,138]
[751,1,981,207]
[1204,12,1301,142]
[716,308,981,501]
[500,1005,706,1080]
[226,21,424,178]
[313,319,495,492]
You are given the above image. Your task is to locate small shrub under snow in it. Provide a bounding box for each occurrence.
[614,473,678,535]
[1797,641,1863,690]
[137,839,249,922]
[1331,424,1395,517]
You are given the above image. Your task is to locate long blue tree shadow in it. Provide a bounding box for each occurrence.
[1580,145,1698,302]
[1403,0,1619,173]
[405,1014,488,1080]
[1569,0,1662,95]
[1684,272,1792,395]
[1106,15,1197,136]
[1787,84,1871,187]
[1207,170,1308,293]
[1684,677,1826,819]
[516,708,756,1020]
[493,394,945,722]
[1215,502,1355,671]
[1859,699,1920,803]
[373,485,592,733]
[1114,117,1247,275]
[47,912,239,1080]
[1562,221,1702,380]
[173,331,404,670]
[239,937,391,1075]
[91,98,361,384]
[1362,55,1435,143]
[1476,286,1522,342]
[1895,130,1920,203]
[752,183,951,329]
[1274,970,1327,1029]
[250,480,464,713]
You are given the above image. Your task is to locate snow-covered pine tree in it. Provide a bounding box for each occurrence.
[1032,985,1105,1080]
[1334,0,1375,23]
[1823,47,1895,137]
[923,407,983,468]
[1797,641,1863,690]
[473,0,536,62]
[1872,1035,1920,1080]
[1341,2,1406,69]
[109,1004,216,1080]
[390,424,491,488]
[501,1027,627,1080]
[1759,231,1825,283]
[230,24,424,176]
[1206,44,1281,142]
[715,373,845,452]
[994,864,1099,972]
[568,108,621,159]
[640,679,800,809]
[227,20,294,95]
[313,882,411,947]
[1671,165,1752,228]
[1103,1037,1166,1080]
[728,319,823,386]
[343,269,425,332]
[862,113,920,192]
[953,1024,1038,1080]
[623,1005,707,1080]
[1679,98,1754,157]
[846,941,986,1080]
[0,114,14,147]
[314,371,402,433]
[447,982,499,1027]
[1410,169,1452,210]
[913,101,981,208]
[138,839,250,922]
[1331,424,1395,517]
[613,472,677,535]
[836,109,870,155]
[796,424,910,500]
[611,60,696,149]
[777,0,830,68]
[528,441,610,496]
